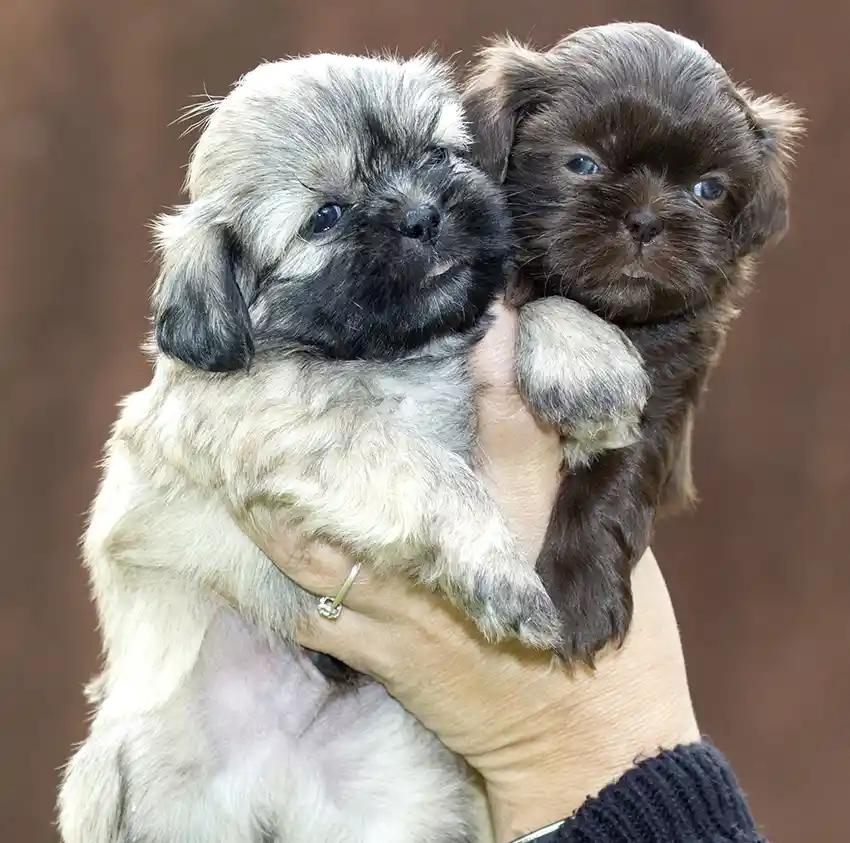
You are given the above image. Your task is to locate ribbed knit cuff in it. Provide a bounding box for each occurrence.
[553,742,765,843]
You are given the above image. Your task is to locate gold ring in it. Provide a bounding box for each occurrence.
[316,562,362,621]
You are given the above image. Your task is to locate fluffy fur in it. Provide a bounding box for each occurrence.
[58,52,647,843]
[463,22,805,661]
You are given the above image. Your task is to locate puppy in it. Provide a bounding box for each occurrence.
[463,22,804,661]
[58,52,646,843]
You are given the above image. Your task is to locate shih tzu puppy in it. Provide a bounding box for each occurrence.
[58,51,647,843]
[463,21,804,662]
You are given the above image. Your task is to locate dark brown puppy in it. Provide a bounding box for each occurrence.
[463,22,804,662]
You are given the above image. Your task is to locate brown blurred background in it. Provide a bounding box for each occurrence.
[1,1,847,841]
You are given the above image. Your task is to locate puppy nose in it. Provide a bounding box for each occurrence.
[398,205,441,241]
[624,209,664,244]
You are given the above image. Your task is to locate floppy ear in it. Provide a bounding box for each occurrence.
[462,38,556,184]
[732,88,806,256]
[152,204,254,372]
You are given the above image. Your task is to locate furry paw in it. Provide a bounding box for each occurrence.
[58,723,128,843]
[442,565,562,650]
[541,553,634,665]
[534,451,656,664]
[561,417,643,471]
[515,297,650,463]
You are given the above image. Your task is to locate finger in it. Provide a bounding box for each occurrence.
[297,604,391,679]
[470,302,561,449]
[261,532,376,600]
[262,531,418,617]
[469,300,519,391]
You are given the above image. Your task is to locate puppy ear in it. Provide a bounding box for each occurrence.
[152,205,254,371]
[462,38,555,184]
[732,88,805,256]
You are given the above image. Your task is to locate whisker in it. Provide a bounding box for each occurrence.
[173,88,223,138]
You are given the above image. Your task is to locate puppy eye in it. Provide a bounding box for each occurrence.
[425,146,449,165]
[312,203,344,234]
[566,155,600,175]
[693,178,726,202]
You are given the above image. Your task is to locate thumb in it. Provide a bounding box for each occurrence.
[470,301,562,557]
[471,300,561,462]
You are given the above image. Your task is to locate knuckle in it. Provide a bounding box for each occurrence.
[268,535,354,593]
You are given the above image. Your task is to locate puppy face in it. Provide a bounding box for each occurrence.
[464,23,804,321]
[154,54,510,369]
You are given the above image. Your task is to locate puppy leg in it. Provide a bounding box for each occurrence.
[248,446,560,650]
[514,297,650,466]
[420,461,562,649]
[58,721,129,843]
[521,302,708,661]
[534,436,663,663]
[513,297,653,661]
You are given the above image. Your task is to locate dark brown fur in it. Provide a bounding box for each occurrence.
[463,23,804,662]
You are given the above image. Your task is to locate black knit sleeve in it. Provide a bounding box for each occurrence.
[551,742,766,843]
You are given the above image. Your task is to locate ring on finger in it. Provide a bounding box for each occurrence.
[316,562,362,621]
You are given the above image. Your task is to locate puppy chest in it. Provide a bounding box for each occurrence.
[192,612,330,757]
[376,373,476,457]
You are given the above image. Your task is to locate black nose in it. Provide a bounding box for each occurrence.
[624,209,664,244]
[398,205,441,241]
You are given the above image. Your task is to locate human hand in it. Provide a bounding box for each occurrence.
[256,303,700,841]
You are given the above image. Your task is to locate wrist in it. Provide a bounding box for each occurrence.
[484,714,701,843]
[482,728,663,843]
[480,552,700,842]
[484,720,700,843]
[484,764,595,843]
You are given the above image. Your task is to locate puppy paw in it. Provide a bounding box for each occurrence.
[546,561,634,666]
[441,563,562,650]
[537,510,648,666]
[561,417,643,470]
[471,574,563,650]
[515,297,650,458]
[59,726,129,843]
